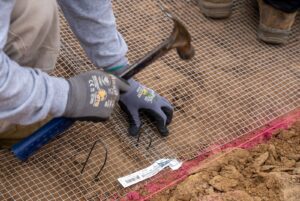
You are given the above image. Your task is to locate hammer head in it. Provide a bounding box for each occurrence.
[163,8,195,60]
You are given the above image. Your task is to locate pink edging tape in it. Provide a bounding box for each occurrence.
[121,109,300,201]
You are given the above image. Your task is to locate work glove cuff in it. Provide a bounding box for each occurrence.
[105,64,129,77]
[49,77,70,117]
[63,78,84,117]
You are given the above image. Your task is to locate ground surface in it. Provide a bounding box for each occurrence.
[0,1,300,200]
[151,121,300,201]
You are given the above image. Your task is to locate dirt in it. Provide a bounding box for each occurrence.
[151,121,300,201]
[0,1,300,200]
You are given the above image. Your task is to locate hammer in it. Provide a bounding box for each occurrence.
[12,8,195,161]
[122,7,194,79]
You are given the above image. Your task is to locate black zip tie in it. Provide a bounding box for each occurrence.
[135,132,141,147]
[136,131,153,150]
[81,139,108,181]
[146,136,153,150]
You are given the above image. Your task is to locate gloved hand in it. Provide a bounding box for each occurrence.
[63,70,129,121]
[119,79,173,137]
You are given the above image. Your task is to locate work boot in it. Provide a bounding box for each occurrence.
[198,0,233,19]
[257,0,297,44]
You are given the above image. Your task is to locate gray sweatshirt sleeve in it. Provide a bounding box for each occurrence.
[57,0,128,69]
[0,0,69,125]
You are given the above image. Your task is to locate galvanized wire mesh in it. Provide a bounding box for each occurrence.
[1,0,300,200]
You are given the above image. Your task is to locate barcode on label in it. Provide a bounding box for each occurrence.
[118,158,182,188]
[125,175,140,184]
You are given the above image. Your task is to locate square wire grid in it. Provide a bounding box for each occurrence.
[1,0,300,200]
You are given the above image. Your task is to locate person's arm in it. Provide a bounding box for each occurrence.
[58,0,174,136]
[58,0,128,69]
[0,0,69,125]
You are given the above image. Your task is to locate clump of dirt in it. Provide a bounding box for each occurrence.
[151,121,300,201]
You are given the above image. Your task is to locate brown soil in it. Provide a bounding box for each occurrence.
[151,121,300,201]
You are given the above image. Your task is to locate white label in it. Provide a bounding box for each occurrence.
[118,158,182,188]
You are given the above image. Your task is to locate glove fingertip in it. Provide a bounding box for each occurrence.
[158,127,169,137]
[162,107,173,125]
[119,101,142,137]
[128,125,141,137]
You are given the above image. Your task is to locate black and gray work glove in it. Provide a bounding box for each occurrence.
[119,79,173,137]
[64,70,129,121]
[106,64,173,137]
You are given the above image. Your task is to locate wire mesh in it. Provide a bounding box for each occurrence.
[1,0,300,200]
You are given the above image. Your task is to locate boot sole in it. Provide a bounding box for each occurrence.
[198,1,233,19]
[258,23,290,44]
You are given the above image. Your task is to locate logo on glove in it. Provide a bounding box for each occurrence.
[89,74,118,108]
[94,89,108,107]
[137,86,156,103]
